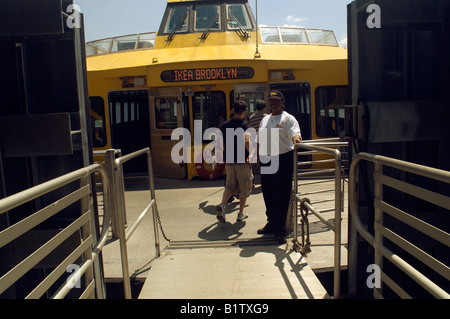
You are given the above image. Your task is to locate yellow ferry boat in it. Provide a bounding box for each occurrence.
[86,0,348,179]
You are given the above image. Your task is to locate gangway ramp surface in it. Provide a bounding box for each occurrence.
[102,176,344,299]
[138,237,329,299]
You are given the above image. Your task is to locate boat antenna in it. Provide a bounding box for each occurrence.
[254,0,261,58]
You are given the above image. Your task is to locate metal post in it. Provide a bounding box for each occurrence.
[147,149,160,258]
[293,148,299,247]
[373,162,383,298]
[348,155,359,297]
[254,0,260,58]
[105,149,120,238]
[117,149,127,227]
[333,149,342,299]
[113,160,132,299]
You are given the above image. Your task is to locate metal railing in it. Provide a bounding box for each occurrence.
[104,147,161,299]
[0,147,162,299]
[0,164,111,299]
[293,140,347,298]
[349,152,450,299]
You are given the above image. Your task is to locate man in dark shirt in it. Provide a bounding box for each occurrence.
[216,101,256,223]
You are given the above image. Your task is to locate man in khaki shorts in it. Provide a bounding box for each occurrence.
[216,101,256,223]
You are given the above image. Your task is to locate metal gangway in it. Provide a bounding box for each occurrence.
[0,146,332,299]
[0,140,349,299]
[0,148,160,299]
[2,143,447,299]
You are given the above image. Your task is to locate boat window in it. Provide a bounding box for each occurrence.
[164,5,189,34]
[315,86,349,137]
[194,4,221,31]
[89,96,107,147]
[237,92,265,114]
[155,97,179,129]
[86,39,110,56]
[137,33,156,49]
[260,27,339,46]
[307,29,338,45]
[107,91,150,171]
[280,28,308,43]
[111,35,138,53]
[226,4,252,30]
[86,32,156,57]
[193,91,226,137]
[260,27,280,43]
[233,91,266,124]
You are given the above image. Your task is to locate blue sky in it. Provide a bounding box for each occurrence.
[74,0,352,47]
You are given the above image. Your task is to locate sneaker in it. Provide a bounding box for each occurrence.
[216,204,226,223]
[236,212,248,222]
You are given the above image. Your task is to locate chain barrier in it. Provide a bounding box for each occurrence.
[154,201,171,243]
[298,197,312,256]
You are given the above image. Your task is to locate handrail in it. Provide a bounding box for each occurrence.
[0,164,112,299]
[349,152,450,299]
[0,147,161,299]
[293,141,344,298]
[107,147,160,299]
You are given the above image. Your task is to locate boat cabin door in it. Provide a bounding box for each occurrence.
[149,88,186,178]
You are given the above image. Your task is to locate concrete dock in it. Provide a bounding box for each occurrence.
[100,174,348,299]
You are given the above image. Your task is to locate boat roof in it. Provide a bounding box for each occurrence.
[85,0,346,72]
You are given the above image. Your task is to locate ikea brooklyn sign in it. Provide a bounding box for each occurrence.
[161,67,254,82]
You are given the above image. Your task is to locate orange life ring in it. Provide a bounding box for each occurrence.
[195,153,225,180]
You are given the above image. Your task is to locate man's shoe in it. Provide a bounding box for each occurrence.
[216,204,226,223]
[257,223,273,234]
[237,212,248,222]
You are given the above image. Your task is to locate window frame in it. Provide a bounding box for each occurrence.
[89,96,107,148]
[154,96,180,130]
[162,4,190,35]
[193,4,222,32]
[193,91,227,140]
[314,85,349,138]
[226,3,253,31]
